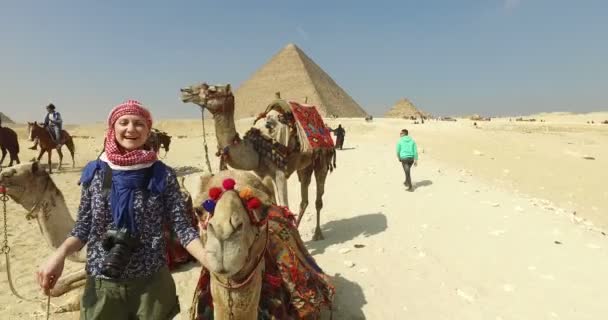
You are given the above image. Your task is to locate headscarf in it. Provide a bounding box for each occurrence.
[101,100,161,234]
[104,100,157,166]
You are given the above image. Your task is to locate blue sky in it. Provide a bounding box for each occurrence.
[1,0,607,123]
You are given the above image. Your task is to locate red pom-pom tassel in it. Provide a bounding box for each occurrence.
[222,178,236,190]
[246,197,261,210]
[208,187,223,200]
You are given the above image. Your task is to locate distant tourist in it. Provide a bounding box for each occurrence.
[396,128,418,191]
[331,124,346,150]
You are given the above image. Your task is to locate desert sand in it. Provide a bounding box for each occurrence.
[1,113,607,319]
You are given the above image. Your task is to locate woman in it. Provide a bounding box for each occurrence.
[37,100,209,319]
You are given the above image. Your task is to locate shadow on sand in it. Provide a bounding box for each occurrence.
[336,147,356,151]
[325,273,367,320]
[413,179,433,189]
[306,212,387,255]
[174,165,204,177]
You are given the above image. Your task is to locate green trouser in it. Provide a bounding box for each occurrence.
[80,266,180,320]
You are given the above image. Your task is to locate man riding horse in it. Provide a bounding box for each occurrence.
[30,103,63,150]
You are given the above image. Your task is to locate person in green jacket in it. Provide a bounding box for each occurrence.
[396,129,418,191]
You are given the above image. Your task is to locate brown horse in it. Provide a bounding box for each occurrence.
[144,129,172,156]
[27,121,75,173]
[0,126,20,167]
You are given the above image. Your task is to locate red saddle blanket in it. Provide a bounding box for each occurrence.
[289,101,334,151]
[190,206,335,319]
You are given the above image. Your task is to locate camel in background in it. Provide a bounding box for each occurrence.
[145,128,172,156]
[180,83,335,240]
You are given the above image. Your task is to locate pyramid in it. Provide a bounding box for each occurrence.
[234,43,368,119]
[384,98,430,118]
[0,112,15,125]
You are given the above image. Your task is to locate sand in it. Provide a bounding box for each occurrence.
[1,112,607,319]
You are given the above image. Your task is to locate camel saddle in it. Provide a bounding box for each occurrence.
[253,99,335,153]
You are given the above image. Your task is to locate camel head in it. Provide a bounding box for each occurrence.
[195,171,273,278]
[0,161,49,208]
[180,83,234,115]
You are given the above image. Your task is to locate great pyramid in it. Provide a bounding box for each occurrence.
[0,112,15,125]
[234,43,368,119]
[384,98,430,119]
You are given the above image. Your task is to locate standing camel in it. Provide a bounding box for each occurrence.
[180,83,335,240]
[0,126,20,166]
[27,121,75,173]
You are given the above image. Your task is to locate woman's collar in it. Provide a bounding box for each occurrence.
[99,152,156,171]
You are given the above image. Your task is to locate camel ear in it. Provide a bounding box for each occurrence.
[226,84,231,93]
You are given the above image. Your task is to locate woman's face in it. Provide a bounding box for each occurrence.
[114,114,150,151]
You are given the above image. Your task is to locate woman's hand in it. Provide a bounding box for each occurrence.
[37,251,66,296]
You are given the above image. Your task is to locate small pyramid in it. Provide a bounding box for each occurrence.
[0,112,15,125]
[384,98,429,118]
[234,43,368,119]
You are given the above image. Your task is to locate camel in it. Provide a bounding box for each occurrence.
[27,121,75,174]
[144,128,172,156]
[0,161,197,313]
[0,126,21,166]
[190,170,334,320]
[180,83,335,240]
[191,170,273,320]
[0,161,87,311]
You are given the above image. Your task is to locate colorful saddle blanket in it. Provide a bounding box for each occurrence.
[190,206,335,319]
[289,101,334,152]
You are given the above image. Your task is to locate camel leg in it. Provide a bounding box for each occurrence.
[50,269,87,297]
[56,147,64,171]
[274,170,289,208]
[296,166,313,227]
[49,286,83,313]
[312,162,328,241]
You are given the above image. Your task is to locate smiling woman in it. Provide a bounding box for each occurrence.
[36,99,211,320]
[114,115,150,152]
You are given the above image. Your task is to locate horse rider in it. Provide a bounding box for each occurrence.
[30,103,63,150]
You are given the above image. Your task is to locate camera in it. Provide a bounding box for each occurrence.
[101,228,139,278]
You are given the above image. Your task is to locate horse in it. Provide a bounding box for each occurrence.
[0,126,20,167]
[27,121,75,174]
[145,129,172,156]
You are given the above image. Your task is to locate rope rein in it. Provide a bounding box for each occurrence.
[200,109,214,174]
[1,185,54,318]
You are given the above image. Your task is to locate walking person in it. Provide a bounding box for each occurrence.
[396,129,418,191]
[331,124,346,150]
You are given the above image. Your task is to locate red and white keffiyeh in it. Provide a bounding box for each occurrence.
[104,100,157,166]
